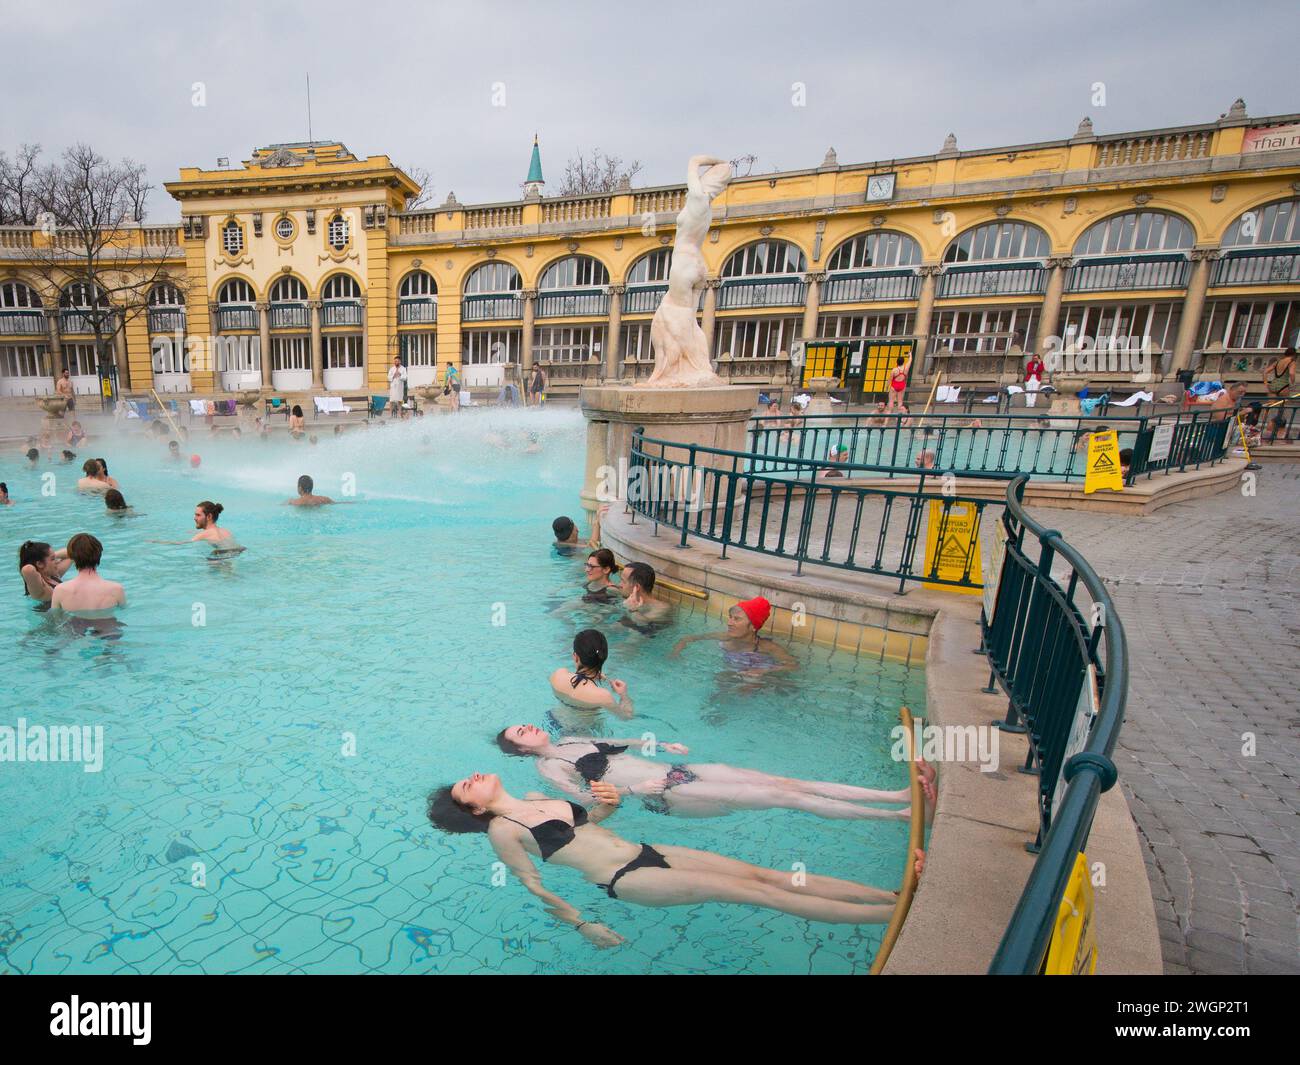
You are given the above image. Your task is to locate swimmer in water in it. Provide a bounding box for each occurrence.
[581,548,622,602]
[19,539,73,605]
[167,440,182,461]
[552,508,604,556]
[77,458,109,493]
[149,501,244,556]
[550,629,633,720]
[104,489,135,516]
[60,450,76,464]
[95,459,119,489]
[669,596,797,678]
[619,561,672,627]
[497,723,937,821]
[49,533,126,614]
[286,474,349,507]
[428,774,921,949]
[26,447,40,468]
[0,482,12,506]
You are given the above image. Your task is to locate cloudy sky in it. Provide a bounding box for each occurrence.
[3,0,1296,219]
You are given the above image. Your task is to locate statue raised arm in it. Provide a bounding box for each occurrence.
[642,155,733,388]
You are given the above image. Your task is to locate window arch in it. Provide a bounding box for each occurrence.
[221,219,244,256]
[217,278,255,304]
[60,282,110,308]
[0,281,45,336]
[149,283,185,307]
[944,221,1050,264]
[321,273,361,301]
[722,239,806,278]
[626,249,672,285]
[827,231,921,271]
[398,270,438,325]
[327,213,350,251]
[539,254,609,289]
[464,261,522,294]
[269,276,308,302]
[399,270,437,297]
[1221,198,1300,247]
[1073,211,1194,256]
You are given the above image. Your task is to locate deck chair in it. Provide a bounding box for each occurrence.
[370,395,387,418]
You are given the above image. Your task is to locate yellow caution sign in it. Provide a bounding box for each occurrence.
[922,499,982,594]
[1042,851,1097,975]
[1084,429,1123,494]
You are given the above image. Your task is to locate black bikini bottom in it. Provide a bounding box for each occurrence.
[599,844,671,899]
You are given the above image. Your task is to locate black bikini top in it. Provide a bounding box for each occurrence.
[556,742,628,783]
[501,801,589,861]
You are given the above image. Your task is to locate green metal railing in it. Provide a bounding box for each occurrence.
[986,476,1128,973]
[748,408,1234,484]
[628,429,1010,592]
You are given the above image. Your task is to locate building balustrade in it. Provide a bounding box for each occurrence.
[0,309,48,334]
[535,289,609,318]
[215,305,258,331]
[937,265,1047,298]
[1065,255,1191,293]
[321,300,362,327]
[718,277,808,309]
[821,270,920,304]
[269,303,311,329]
[147,309,186,333]
[1211,247,1300,287]
[397,299,438,324]
[462,293,523,321]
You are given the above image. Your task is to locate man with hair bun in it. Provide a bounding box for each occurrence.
[149,500,243,556]
[50,533,126,614]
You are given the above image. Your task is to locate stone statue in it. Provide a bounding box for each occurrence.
[642,155,731,388]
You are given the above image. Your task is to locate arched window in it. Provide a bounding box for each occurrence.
[322,274,361,300]
[222,220,244,256]
[720,239,807,309]
[464,262,521,294]
[58,283,111,334]
[215,279,257,330]
[0,281,44,337]
[1073,211,1194,256]
[463,262,522,321]
[626,249,672,284]
[147,283,186,335]
[828,231,921,270]
[539,254,609,289]
[537,255,610,317]
[217,278,255,304]
[327,213,350,250]
[944,221,1050,264]
[722,239,806,278]
[398,270,438,325]
[268,276,309,329]
[1215,199,1300,287]
[623,249,673,314]
[824,231,922,304]
[1222,198,1300,247]
[269,276,308,302]
[1,281,43,309]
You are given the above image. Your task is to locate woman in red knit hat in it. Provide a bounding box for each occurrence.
[668,595,796,679]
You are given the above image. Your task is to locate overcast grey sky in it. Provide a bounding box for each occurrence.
[3,0,1296,219]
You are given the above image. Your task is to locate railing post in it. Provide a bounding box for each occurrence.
[678,445,696,549]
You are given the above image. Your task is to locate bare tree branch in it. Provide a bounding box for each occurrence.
[0,143,44,224]
[402,163,435,210]
[553,149,643,197]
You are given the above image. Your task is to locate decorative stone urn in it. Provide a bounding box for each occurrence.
[37,396,69,419]
[805,376,838,416]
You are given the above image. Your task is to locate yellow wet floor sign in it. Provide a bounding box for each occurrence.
[922,500,982,594]
[1084,429,1123,494]
[1043,851,1097,974]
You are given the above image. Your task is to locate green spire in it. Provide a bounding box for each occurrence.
[526,134,544,186]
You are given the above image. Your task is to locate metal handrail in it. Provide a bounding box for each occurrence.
[988,475,1128,973]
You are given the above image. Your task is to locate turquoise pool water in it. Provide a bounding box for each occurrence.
[0,410,922,974]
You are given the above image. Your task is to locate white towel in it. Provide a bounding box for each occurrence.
[937,385,962,403]
[189,400,207,415]
[1006,384,1024,395]
[982,394,1000,404]
[1112,391,1153,407]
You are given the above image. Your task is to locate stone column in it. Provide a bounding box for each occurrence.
[309,299,323,388]
[112,318,131,391]
[359,295,369,386]
[257,301,272,388]
[802,271,826,344]
[1170,249,1219,377]
[521,289,538,374]
[45,309,63,387]
[701,277,721,356]
[914,265,941,376]
[1035,256,1071,359]
[604,284,625,381]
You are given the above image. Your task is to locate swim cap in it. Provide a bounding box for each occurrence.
[737,596,771,631]
[190,454,201,468]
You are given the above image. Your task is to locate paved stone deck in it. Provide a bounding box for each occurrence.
[1044,465,1300,975]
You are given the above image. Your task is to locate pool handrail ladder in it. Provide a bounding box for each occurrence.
[869,705,926,974]
[985,474,1129,973]
[627,428,1013,593]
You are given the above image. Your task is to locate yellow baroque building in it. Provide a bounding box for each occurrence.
[2,101,1299,403]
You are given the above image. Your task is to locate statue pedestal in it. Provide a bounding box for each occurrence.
[578,383,761,523]
[806,376,838,417]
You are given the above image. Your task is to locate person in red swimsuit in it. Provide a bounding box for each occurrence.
[885,355,911,412]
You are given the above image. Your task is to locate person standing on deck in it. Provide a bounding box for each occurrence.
[1024,352,1046,408]
[388,355,408,416]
